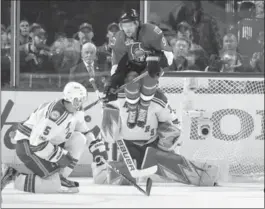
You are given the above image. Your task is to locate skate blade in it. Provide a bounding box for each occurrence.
[57,186,79,193]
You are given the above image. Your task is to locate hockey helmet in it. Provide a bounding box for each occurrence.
[63,82,87,109]
[119,9,139,23]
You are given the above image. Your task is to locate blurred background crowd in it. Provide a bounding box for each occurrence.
[1,0,264,90]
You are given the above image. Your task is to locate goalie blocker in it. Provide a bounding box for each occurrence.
[93,102,220,186]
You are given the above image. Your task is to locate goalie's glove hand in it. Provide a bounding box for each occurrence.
[50,146,75,168]
[146,56,162,78]
[88,138,108,166]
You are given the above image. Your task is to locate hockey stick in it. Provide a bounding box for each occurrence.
[84,71,148,111]
[99,157,152,196]
[89,77,158,178]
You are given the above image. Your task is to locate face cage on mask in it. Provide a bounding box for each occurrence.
[70,96,87,109]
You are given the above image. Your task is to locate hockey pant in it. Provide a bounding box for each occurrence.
[11,132,87,193]
[125,72,157,112]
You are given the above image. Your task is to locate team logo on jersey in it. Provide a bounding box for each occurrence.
[130,42,146,62]
[125,38,134,46]
[50,110,60,120]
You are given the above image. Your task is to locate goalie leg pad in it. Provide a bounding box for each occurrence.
[141,147,219,186]
[91,161,135,185]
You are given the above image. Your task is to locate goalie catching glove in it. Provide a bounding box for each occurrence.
[88,137,108,166]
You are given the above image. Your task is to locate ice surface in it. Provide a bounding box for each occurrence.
[1,178,264,208]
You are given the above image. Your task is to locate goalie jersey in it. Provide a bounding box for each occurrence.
[14,99,89,157]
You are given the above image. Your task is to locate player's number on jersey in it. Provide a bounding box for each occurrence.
[43,126,51,135]
[145,125,155,137]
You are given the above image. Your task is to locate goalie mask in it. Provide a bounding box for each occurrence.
[63,82,87,110]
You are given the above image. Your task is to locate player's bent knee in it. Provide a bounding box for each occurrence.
[14,173,61,193]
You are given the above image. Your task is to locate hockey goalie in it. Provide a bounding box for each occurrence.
[90,71,220,186]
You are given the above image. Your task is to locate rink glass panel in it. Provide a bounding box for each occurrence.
[1,0,264,182]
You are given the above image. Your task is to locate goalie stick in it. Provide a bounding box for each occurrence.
[99,157,153,196]
[89,77,158,178]
[84,71,148,111]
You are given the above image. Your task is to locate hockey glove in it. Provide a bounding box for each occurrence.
[88,138,108,166]
[146,56,162,78]
[50,146,75,168]
[103,81,118,103]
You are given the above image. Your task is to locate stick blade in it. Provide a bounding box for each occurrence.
[131,165,157,178]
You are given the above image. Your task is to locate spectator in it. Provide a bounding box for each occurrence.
[1,25,10,49]
[6,26,11,46]
[97,22,120,72]
[29,23,41,40]
[249,31,264,73]
[255,1,264,19]
[1,24,11,86]
[237,1,263,60]
[19,27,54,73]
[176,21,209,70]
[69,42,107,89]
[176,21,203,51]
[19,20,30,45]
[74,22,94,45]
[207,33,245,73]
[166,37,193,71]
[50,33,81,74]
[165,0,222,56]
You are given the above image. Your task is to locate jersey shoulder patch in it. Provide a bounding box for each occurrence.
[152,89,168,108]
[47,100,69,125]
[142,23,162,36]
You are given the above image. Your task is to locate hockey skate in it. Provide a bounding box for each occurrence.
[1,166,18,191]
[58,175,79,193]
[127,109,138,129]
[137,106,148,128]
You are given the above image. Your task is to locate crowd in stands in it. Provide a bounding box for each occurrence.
[1,0,264,89]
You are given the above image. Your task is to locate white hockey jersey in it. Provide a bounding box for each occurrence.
[14,99,90,160]
[115,90,178,143]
